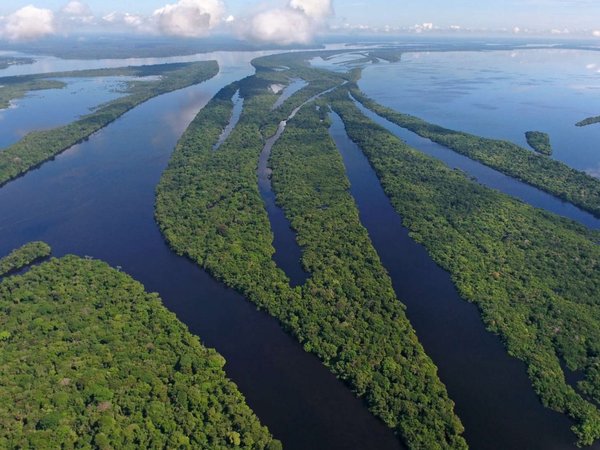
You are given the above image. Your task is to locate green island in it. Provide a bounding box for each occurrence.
[0,56,34,70]
[349,84,600,218]
[0,61,218,188]
[156,54,467,449]
[0,242,51,277]
[525,131,553,156]
[329,87,600,446]
[0,79,66,110]
[0,252,278,450]
[576,116,600,127]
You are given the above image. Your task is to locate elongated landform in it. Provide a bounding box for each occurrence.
[0,241,51,277]
[0,61,219,187]
[329,86,600,446]
[0,251,279,450]
[156,53,467,449]
[349,85,600,218]
[576,115,600,127]
[0,56,34,70]
[525,131,553,156]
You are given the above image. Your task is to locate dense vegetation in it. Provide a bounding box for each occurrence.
[329,89,600,446]
[0,56,34,70]
[350,85,600,218]
[576,116,600,127]
[0,242,51,277]
[156,59,467,448]
[0,254,278,449]
[525,131,553,156]
[0,79,65,110]
[0,61,218,187]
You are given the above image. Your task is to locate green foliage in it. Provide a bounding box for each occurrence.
[329,89,600,446]
[156,60,467,449]
[0,61,219,188]
[0,56,34,70]
[350,85,600,218]
[576,116,600,127]
[0,80,66,110]
[0,255,277,449]
[0,242,51,277]
[525,131,553,156]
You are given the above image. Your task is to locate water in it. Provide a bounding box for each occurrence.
[257,83,347,286]
[0,77,132,149]
[328,110,599,450]
[258,120,309,287]
[353,96,600,230]
[213,89,244,150]
[0,56,401,450]
[272,78,308,109]
[359,49,600,177]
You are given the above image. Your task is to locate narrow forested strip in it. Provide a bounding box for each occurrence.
[576,116,600,127]
[0,61,219,188]
[350,85,600,218]
[0,241,51,277]
[0,255,278,449]
[330,89,600,446]
[157,66,467,448]
[269,104,466,448]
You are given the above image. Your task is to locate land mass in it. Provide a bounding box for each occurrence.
[0,60,219,188]
[350,84,600,218]
[330,86,600,446]
[0,242,51,277]
[576,116,600,127]
[0,251,279,449]
[525,131,553,156]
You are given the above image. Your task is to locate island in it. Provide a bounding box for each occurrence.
[525,131,553,155]
[329,86,600,447]
[0,241,51,277]
[0,251,279,449]
[0,61,219,188]
[576,115,600,127]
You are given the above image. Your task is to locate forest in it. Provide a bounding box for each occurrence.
[0,242,51,277]
[0,60,218,187]
[525,131,553,156]
[329,88,600,446]
[0,253,279,449]
[576,115,600,127]
[156,58,467,449]
[350,85,600,218]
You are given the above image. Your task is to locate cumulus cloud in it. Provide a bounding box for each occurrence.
[153,0,225,37]
[61,1,94,25]
[243,0,333,45]
[1,5,56,41]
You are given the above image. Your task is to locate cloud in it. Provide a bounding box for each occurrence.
[61,1,94,25]
[593,30,600,37]
[243,0,333,45]
[1,5,56,41]
[153,0,225,37]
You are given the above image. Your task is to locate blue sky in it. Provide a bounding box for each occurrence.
[1,0,600,42]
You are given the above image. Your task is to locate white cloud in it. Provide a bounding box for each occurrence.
[289,0,332,21]
[61,1,94,25]
[62,1,90,16]
[153,0,225,37]
[1,5,56,41]
[593,30,600,37]
[243,0,333,45]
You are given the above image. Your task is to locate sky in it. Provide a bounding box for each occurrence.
[1,0,600,43]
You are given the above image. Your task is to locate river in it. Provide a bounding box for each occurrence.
[0,55,401,450]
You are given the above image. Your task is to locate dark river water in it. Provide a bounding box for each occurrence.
[0,63,401,450]
[328,110,600,450]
